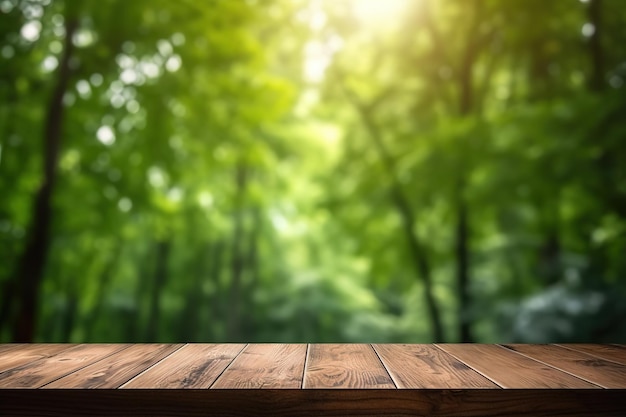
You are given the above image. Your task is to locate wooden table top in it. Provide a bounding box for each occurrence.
[0,343,625,416]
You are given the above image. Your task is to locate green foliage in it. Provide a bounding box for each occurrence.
[1,0,625,343]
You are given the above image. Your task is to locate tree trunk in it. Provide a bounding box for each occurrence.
[241,207,261,338]
[84,242,123,341]
[145,240,171,342]
[455,180,473,342]
[10,18,78,342]
[587,0,605,92]
[227,162,247,342]
[343,89,444,342]
[208,240,225,339]
[179,243,212,341]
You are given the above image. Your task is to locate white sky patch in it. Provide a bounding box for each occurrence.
[271,211,290,233]
[42,56,58,72]
[76,79,91,98]
[304,40,333,83]
[167,187,183,203]
[351,0,410,24]
[171,32,185,46]
[0,0,15,13]
[165,55,182,72]
[126,99,140,114]
[140,60,160,78]
[110,94,125,108]
[157,39,173,57]
[309,8,327,30]
[23,4,43,19]
[197,191,213,208]
[72,29,96,48]
[148,166,167,188]
[21,20,41,42]
[120,68,138,84]
[118,197,132,212]
[582,23,595,38]
[96,125,115,146]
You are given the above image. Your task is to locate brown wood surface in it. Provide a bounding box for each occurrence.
[1,388,624,416]
[373,344,498,389]
[0,344,126,388]
[560,344,626,365]
[1,343,625,416]
[503,344,626,388]
[304,344,395,389]
[212,344,306,389]
[44,344,182,388]
[0,344,75,373]
[437,344,599,388]
[122,343,245,388]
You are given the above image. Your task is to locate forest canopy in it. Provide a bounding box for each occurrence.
[1,0,625,343]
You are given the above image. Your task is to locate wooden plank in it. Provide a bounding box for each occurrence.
[212,344,306,389]
[0,344,23,354]
[559,344,626,366]
[304,344,395,389]
[1,389,625,416]
[44,344,182,388]
[437,344,598,388]
[0,344,127,388]
[503,344,626,388]
[122,344,245,388]
[0,344,76,373]
[373,344,498,389]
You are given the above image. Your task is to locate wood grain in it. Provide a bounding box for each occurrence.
[122,344,245,388]
[212,344,306,389]
[1,343,626,416]
[44,344,181,388]
[1,389,624,416]
[437,344,598,388]
[0,344,127,388]
[304,344,395,389]
[0,344,75,373]
[503,344,626,388]
[373,344,498,389]
[559,344,626,365]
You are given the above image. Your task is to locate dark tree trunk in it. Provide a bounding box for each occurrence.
[587,0,605,92]
[343,89,444,342]
[208,240,225,339]
[227,163,247,342]
[10,18,78,342]
[455,180,473,342]
[145,240,171,342]
[84,243,123,341]
[179,242,212,341]
[241,207,261,338]
[60,295,78,342]
[453,4,481,342]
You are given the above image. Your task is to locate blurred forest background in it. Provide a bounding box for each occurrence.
[1,0,626,344]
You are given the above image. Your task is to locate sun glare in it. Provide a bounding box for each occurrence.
[351,0,411,24]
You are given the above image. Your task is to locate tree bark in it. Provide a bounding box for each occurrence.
[587,0,605,92]
[84,242,123,341]
[227,162,247,342]
[453,1,483,343]
[455,179,472,342]
[342,88,445,342]
[208,240,225,339]
[10,18,78,342]
[145,240,171,342]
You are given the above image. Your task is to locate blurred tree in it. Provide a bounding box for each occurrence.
[0,0,624,344]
